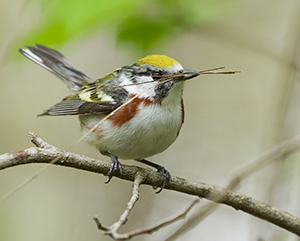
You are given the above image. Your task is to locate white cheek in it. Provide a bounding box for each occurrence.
[119,74,157,99]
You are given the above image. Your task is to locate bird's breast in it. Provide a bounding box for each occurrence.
[79,84,185,159]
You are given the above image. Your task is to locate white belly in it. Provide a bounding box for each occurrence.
[80,101,182,159]
[79,83,184,160]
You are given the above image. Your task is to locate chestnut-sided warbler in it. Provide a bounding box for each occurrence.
[19,44,199,192]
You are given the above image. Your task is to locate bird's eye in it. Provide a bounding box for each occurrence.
[152,70,163,76]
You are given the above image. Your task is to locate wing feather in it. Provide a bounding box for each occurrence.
[38,99,117,116]
[19,44,91,92]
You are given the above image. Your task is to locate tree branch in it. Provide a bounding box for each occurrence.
[120,199,199,239]
[92,173,200,240]
[1,133,300,237]
[167,133,300,240]
[93,171,146,239]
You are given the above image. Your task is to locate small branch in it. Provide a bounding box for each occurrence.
[94,198,199,240]
[29,132,52,149]
[123,199,199,239]
[93,217,109,231]
[1,133,300,236]
[165,202,217,241]
[93,172,146,240]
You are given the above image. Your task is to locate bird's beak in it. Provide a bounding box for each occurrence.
[178,69,199,80]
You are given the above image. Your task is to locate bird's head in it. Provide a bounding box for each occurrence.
[116,55,199,102]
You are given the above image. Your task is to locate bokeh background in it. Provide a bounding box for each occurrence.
[1,0,300,240]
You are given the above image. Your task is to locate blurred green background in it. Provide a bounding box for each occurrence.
[1,0,300,240]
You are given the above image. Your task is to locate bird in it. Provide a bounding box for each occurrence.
[19,44,200,193]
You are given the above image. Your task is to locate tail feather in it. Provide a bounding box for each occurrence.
[19,44,91,92]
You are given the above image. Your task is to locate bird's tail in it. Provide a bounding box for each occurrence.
[19,44,91,92]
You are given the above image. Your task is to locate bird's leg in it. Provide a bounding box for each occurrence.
[136,159,171,194]
[100,151,122,184]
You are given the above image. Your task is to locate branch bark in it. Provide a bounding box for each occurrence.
[1,133,300,236]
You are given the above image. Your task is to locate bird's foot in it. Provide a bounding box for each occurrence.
[101,151,122,184]
[136,159,171,194]
[153,165,171,194]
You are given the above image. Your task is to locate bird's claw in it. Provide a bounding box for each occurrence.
[105,154,122,184]
[153,166,171,194]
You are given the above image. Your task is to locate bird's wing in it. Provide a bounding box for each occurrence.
[38,82,122,116]
[19,44,91,92]
[38,99,118,116]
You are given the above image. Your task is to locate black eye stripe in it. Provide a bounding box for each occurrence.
[151,70,164,76]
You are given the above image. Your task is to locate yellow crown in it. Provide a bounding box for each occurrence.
[137,55,179,68]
